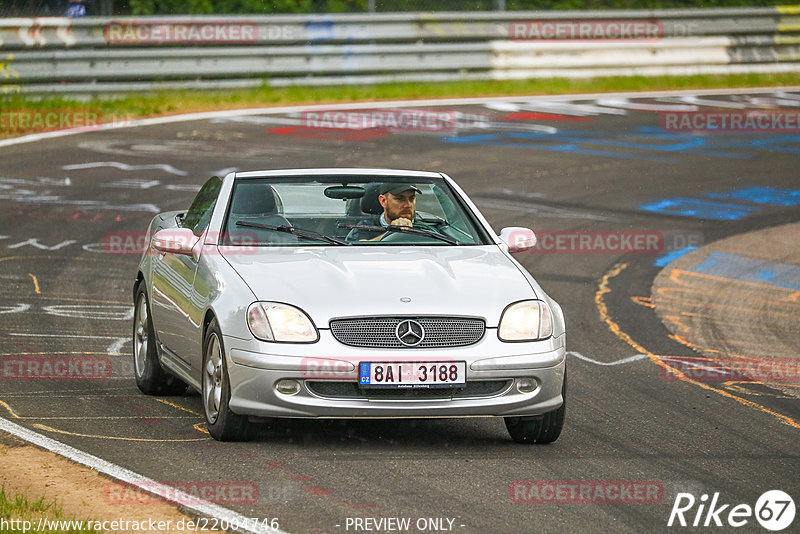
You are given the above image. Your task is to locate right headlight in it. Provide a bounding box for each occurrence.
[246,302,319,343]
[498,300,553,342]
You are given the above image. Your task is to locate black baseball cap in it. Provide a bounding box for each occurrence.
[380,183,422,196]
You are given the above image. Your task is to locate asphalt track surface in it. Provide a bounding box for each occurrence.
[1,88,799,534]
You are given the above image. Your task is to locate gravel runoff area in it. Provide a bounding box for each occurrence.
[0,431,226,533]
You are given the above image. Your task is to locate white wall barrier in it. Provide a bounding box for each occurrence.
[1,7,798,95]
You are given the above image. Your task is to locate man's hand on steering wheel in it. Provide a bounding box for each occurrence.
[389,217,413,228]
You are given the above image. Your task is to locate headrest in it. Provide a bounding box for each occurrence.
[360,182,383,215]
[231,183,278,215]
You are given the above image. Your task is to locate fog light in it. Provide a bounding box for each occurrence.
[516,377,538,393]
[275,379,301,395]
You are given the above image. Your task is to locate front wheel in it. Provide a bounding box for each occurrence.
[202,318,250,441]
[133,286,186,396]
[504,371,566,444]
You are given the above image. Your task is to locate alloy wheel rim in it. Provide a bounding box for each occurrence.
[134,295,148,378]
[203,333,223,424]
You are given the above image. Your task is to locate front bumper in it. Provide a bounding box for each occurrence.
[224,331,566,419]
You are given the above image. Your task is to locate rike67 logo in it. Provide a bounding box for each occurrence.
[668,490,795,531]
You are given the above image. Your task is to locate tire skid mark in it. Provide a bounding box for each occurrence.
[724,381,800,399]
[666,268,800,303]
[597,262,800,430]
[651,256,799,385]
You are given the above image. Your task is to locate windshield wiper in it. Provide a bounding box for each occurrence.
[338,222,459,245]
[236,221,350,246]
[419,216,474,239]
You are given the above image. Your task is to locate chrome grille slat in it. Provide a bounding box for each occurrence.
[329,317,485,348]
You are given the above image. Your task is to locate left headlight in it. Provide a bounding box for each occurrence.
[498,300,554,341]
[247,302,319,343]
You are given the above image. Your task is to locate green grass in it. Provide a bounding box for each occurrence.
[1,71,799,137]
[0,488,100,533]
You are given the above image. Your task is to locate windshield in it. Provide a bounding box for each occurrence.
[221,175,490,246]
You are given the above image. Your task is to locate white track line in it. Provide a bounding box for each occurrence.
[1,86,799,149]
[106,337,129,355]
[0,417,286,534]
[568,351,649,366]
[62,162,188,176]
[10,333,121,339]
[8,332,129,355]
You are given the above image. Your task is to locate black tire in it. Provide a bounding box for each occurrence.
[504,370,566,444]
[202,318,251,441]
[133,286,186,396]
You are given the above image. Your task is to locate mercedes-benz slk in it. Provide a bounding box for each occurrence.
[133,168,566,443]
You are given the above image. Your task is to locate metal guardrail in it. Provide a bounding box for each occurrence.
[2,7,799,95]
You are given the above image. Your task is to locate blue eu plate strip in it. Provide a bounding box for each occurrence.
[359,362,371,385]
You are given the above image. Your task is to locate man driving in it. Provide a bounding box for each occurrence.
[378,183,421,227]
[347,183,423,241]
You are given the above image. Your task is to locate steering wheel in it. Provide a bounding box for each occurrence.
[378,230,421,243]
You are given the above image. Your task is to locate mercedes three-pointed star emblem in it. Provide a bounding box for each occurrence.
[395,319,425,347]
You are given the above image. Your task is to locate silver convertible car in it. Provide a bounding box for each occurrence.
[133,169,566,443]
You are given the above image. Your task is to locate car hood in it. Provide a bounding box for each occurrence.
[221,246,536,327]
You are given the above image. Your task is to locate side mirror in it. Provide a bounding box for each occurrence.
[152,228,199,255]
[499,227,537,254]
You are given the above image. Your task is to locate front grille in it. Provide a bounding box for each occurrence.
[329,317,485,348]
[307,380,511,400]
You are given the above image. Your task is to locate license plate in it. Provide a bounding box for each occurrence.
[359,361,466,388]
